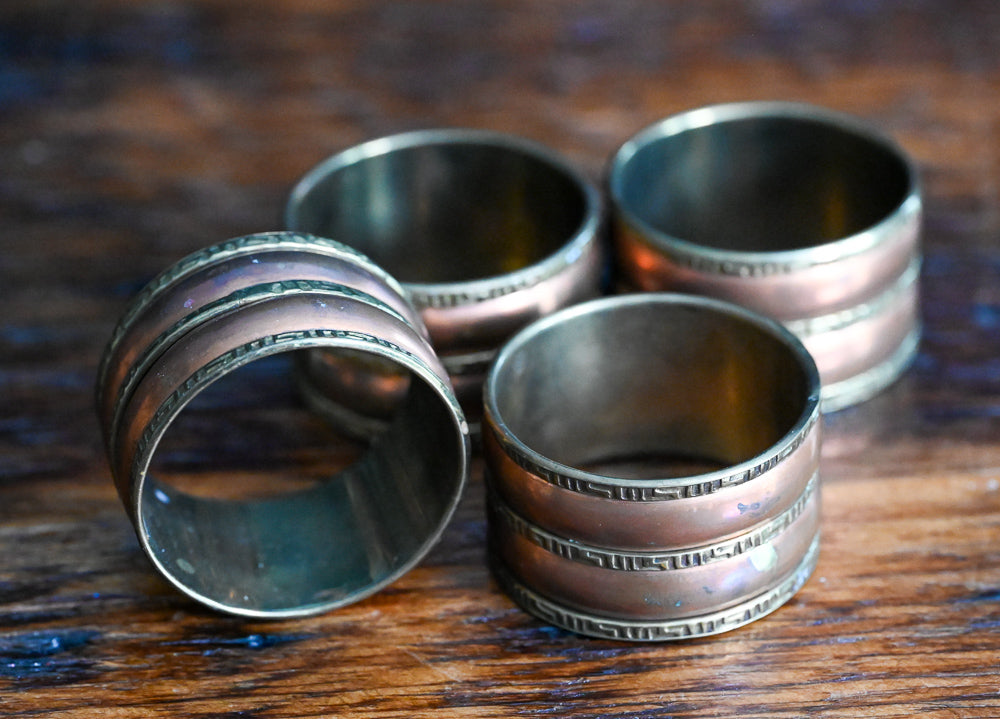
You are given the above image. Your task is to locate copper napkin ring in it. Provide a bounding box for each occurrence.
[483,294,821,640]
[609,101,921,410]
[285,129,606,423]
[96,232,470,617]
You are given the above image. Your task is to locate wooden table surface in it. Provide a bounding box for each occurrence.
[3,1,1000,716]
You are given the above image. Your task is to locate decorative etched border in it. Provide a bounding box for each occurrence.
[615,188,920,278]
[488,410,819,503]
[408,259,570,308]
[107,280,405,454]
[97,232,397,399]
[492,534,820,642]
[489,471,818,571]
[619,224,802,278]
[406,233,599,310]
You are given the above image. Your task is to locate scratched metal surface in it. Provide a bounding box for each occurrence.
[2,1,1000,716]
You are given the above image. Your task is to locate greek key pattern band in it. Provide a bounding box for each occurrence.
[108,280,404,454]
[492,534,820,641]
[619,203,918,278]
[621,225,803,277]
[489,410,819,502]
[407,243,588,309]
[490,471,818,571]
[97,232,399,397]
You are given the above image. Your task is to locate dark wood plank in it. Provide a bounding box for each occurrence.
[3,1,1000,716]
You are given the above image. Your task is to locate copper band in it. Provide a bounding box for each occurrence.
[492,534,820,642]
[490,477,819,620]
[97,231,422,444]
[793,259,921,410]
[484,419,819,549]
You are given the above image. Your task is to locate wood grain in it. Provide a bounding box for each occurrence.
[3,1,1000,716]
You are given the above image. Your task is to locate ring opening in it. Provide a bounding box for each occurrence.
[139,350,463,615]
[614,114,911,252]
[490,297,814,479]
[291,138,588,283]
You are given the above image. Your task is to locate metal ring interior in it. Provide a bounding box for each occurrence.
[608,102,916,258]
[285,129,598,287]
[485,293,820,484]
[135,341,467,618]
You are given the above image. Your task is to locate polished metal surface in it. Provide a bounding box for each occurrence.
[609,102,922,410]
[792,258,921,410]
[490,479,819,620]
[97,235,470,618]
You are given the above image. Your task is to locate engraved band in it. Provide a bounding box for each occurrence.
[97,231,412,402]
[486,410,819,504]
[96,231,423,443]
[492,534,820,642]
[489,470,818,572]
[609,102,920,298]
[492,484,819,622]
[107,279,408,462]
